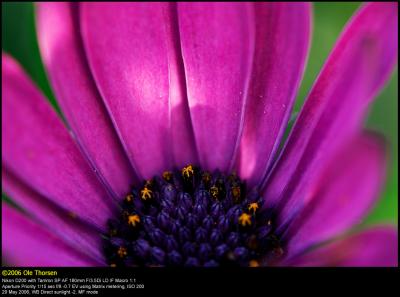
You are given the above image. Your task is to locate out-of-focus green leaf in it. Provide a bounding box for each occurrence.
[2,2,59,112]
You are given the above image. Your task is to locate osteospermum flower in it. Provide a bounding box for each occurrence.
[2,2,398,267]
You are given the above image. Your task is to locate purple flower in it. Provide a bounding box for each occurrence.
[2,2,398,267]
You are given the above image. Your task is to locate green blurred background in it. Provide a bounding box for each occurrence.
[2,2,398,226]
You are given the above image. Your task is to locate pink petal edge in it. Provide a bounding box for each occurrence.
[2,53,115,229]
[2,204,101,267]
[262,2,398,229]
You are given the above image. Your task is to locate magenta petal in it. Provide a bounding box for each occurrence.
[2,53,114,228]
[287,226,398,267]
[284,132,387,258]
[3,167,104,262]
[177,2,255,172]
[262,3,398,227]
[80,3,198,179]
[236,2,311,187]
[2,204,100,267]
[36,3,136,198]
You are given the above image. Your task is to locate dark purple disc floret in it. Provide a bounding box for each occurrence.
[103,165,283,267]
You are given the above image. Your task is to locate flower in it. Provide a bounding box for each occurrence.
[2,2,398,267]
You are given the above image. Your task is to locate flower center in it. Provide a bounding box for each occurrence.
[103,165,283,267]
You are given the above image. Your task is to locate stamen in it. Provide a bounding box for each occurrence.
[125,194,134,203]
[140,187,153,201]
[182,165,194,178]
[238,213,252,227]
[127,214,140,227]
[248,202,259,214]
[144,179,153,188]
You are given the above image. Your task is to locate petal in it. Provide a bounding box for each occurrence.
[36,3,136,198]
[164,4,199,169]
[236,2,311,187]
[2,167,104,262]
[284,132,387,258]
[80,3,197,180]
[2,53,114,229]
[262,2,398,228]
[177,2,255,172]
[287,226,398,267]
[2,204,100,267]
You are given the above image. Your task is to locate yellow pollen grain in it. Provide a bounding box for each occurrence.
[248,202,259,213]
[182,165,194,178]
[249,260,259,267]
[128,214,140,227]
[140,187,153,200]
[238,213,252,226]
[125,194,134,203]
[117,247,128,258]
